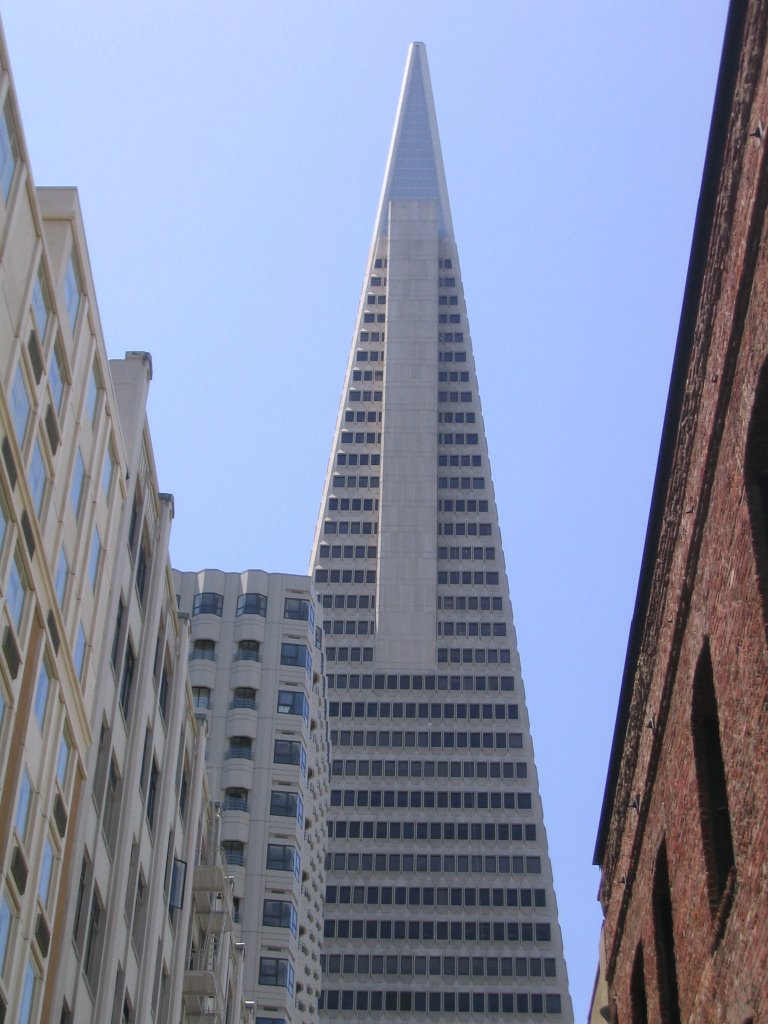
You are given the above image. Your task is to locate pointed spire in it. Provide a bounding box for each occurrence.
[373,42,454,241]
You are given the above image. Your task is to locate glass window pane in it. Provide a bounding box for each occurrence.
[0,97,18,200]
[29,439,46,517]
[11,364,30,445]
[16,768,32,840]
[71,448,85,517]
[33,658,50,728]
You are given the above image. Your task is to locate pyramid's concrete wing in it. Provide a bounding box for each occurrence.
[310,42,574,1024]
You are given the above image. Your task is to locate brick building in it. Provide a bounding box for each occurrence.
[591,1,768,1021]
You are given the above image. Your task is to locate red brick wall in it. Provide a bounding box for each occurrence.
[598,3,768,1021]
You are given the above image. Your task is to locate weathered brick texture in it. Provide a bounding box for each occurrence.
[594,2,768,1021]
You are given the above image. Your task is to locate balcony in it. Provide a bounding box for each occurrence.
[225,708,258,740]
[221,759,254,791]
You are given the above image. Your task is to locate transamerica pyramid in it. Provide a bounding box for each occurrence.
[310,43,573,1022]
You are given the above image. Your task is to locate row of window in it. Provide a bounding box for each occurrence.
[439,351,468,363]
[439,433,479,447]
[438,622,507,637]
[439,476,487,490]
[362,312,386,323]
[336,453,380,466]
[315,569,377,584]
[327,497,378,512]
[328,701,519,720]
[325,885,546,908]
[190,592,313,622]
[329,789,532,812]
[340,431,380,445]
[326,647,374,663]
[319,545,377,559]
[322,954,556,979]
[323,917,551,943]
[324,621,375,636]
[326,673,514,692]
[439,331,464,343]
[438,295,459,306]
[439,498,487,512]
[349,390,383,404]
[356,349,382,362]
[440,457,483,471]
[439,371,470,383]
[326,852,542,876]
[437,649,512,665]
[438,523,493,537]
[438,546,495,561]
[358,330,384,343]
[331,759,528,780]
[344,410,382,423]
[319,989,562,1015]
[331,475,380,489]
[331,729,524,750]
[366,293,387,305]
[328,819,536,843]
[190,639,261,662]
[322,594,375,609]
[439,391,472,403]
[439,412,476,425]
[437,570,500,586]
[351,369,383,382]
[438,314,462,324]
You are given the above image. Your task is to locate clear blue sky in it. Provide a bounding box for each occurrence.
[2,1,730,1016]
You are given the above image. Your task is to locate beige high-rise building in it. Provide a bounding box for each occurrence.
[175,570,330,1023]
[310,43,573,1022]
[0,23,250,1024]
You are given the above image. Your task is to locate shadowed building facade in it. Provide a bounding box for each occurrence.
[591,1,768,1021]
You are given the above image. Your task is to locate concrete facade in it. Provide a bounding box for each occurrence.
[0,24,250,1024]
[592,2,768,1021]
[175,570,330,1024]
[310,43,573,1023]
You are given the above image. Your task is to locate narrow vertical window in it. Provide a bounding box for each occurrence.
[120,640,136,718]
[653,844,681,1024]
[70,447,86,518]
[102,441,115,497]
[64,252,83,331]
[29,438,47,517]
[33,656,51,728]
[0,892,12,977]
[691,644,735,911]
[6,550,28,631]
[55,547,69,606]
[86,362,100,424]
[16,767,33,841]
[18,959,37,1024]
[74,622,87,681]
[49,342,66,414]
[88,527,101,590]
[39,835,54,908]
[630,945,648,1024]
[57,728,72,788]
[32,265,51,337]
[0,96,19,201]
[10,364,30,445]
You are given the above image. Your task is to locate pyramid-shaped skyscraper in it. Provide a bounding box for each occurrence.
[311,43,573,1022]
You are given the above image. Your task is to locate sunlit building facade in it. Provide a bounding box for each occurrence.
[0,26,250,1024]
[175,569,330,1024]
[310,43,573,1023]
